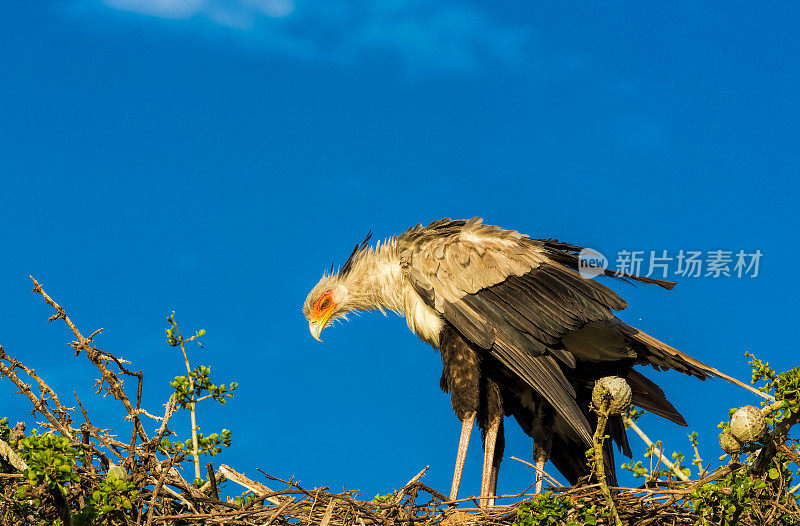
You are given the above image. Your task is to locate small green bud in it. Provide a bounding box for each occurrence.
[107,463,127,481]
[719,430,742,454]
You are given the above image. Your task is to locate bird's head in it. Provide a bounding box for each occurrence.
[303,277,351,341]
[303,232,373,342]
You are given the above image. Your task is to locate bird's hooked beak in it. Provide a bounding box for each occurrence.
[308,309,334,342]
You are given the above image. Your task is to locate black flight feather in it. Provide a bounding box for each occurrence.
[339,231,373,277]
[539,238,677,290]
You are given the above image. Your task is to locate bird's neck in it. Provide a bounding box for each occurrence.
[342,241,443,346]
[342,240,404,312]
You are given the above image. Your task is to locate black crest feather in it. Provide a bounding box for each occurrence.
[339,231,372,276]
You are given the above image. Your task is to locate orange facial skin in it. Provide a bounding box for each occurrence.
[311,291,336,321]
[309,290,337,341]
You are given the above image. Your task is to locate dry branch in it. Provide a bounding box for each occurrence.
[218,464,283,505]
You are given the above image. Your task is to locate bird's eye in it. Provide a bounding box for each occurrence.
[320,298,331,310]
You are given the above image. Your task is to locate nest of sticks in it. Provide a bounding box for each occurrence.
[2,459,787,525]
[2,277,799,525]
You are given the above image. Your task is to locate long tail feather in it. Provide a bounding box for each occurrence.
[619,321,773,400]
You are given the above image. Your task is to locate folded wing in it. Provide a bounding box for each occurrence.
[398,217,721,447]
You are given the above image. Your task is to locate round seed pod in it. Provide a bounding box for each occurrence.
[730,405,768,443]
[107,463,127,481]
[719,430,742,454]
[592,376,632,414]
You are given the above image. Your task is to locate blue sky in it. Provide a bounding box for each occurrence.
[1,1,799,500]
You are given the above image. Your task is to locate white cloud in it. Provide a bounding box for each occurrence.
[102,0,211,20]
[95,0,527,73]
[102,0,294,28]
[248,0,294,18]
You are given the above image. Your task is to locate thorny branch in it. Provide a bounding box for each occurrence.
[29,276,150,445]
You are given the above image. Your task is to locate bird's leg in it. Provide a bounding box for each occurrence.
[487,465,499,507]
[533,453,548,494]
[487,420,504,507]
[532,405,555,494]
[450,412,476,501]
[533,436,553,493]
[480,415,501,507]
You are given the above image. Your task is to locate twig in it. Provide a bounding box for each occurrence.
[319,499,337,526]
[169,315,203,482]
[0,437,27,471]
[147,397,177,455]
[218,464,282,505]
[393,465,429,504]
[264,499,293,526]
[29,277,150,444]
[624,417,690,482]
[206,462,219,500]
[145,454,180,526]
[0,349,75,441]
[510,456,562,488]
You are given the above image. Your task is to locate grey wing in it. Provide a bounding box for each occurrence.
[400,218,734,447]
[437,265,632,446]
[401,218,725,379]
[399,218,633,445]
